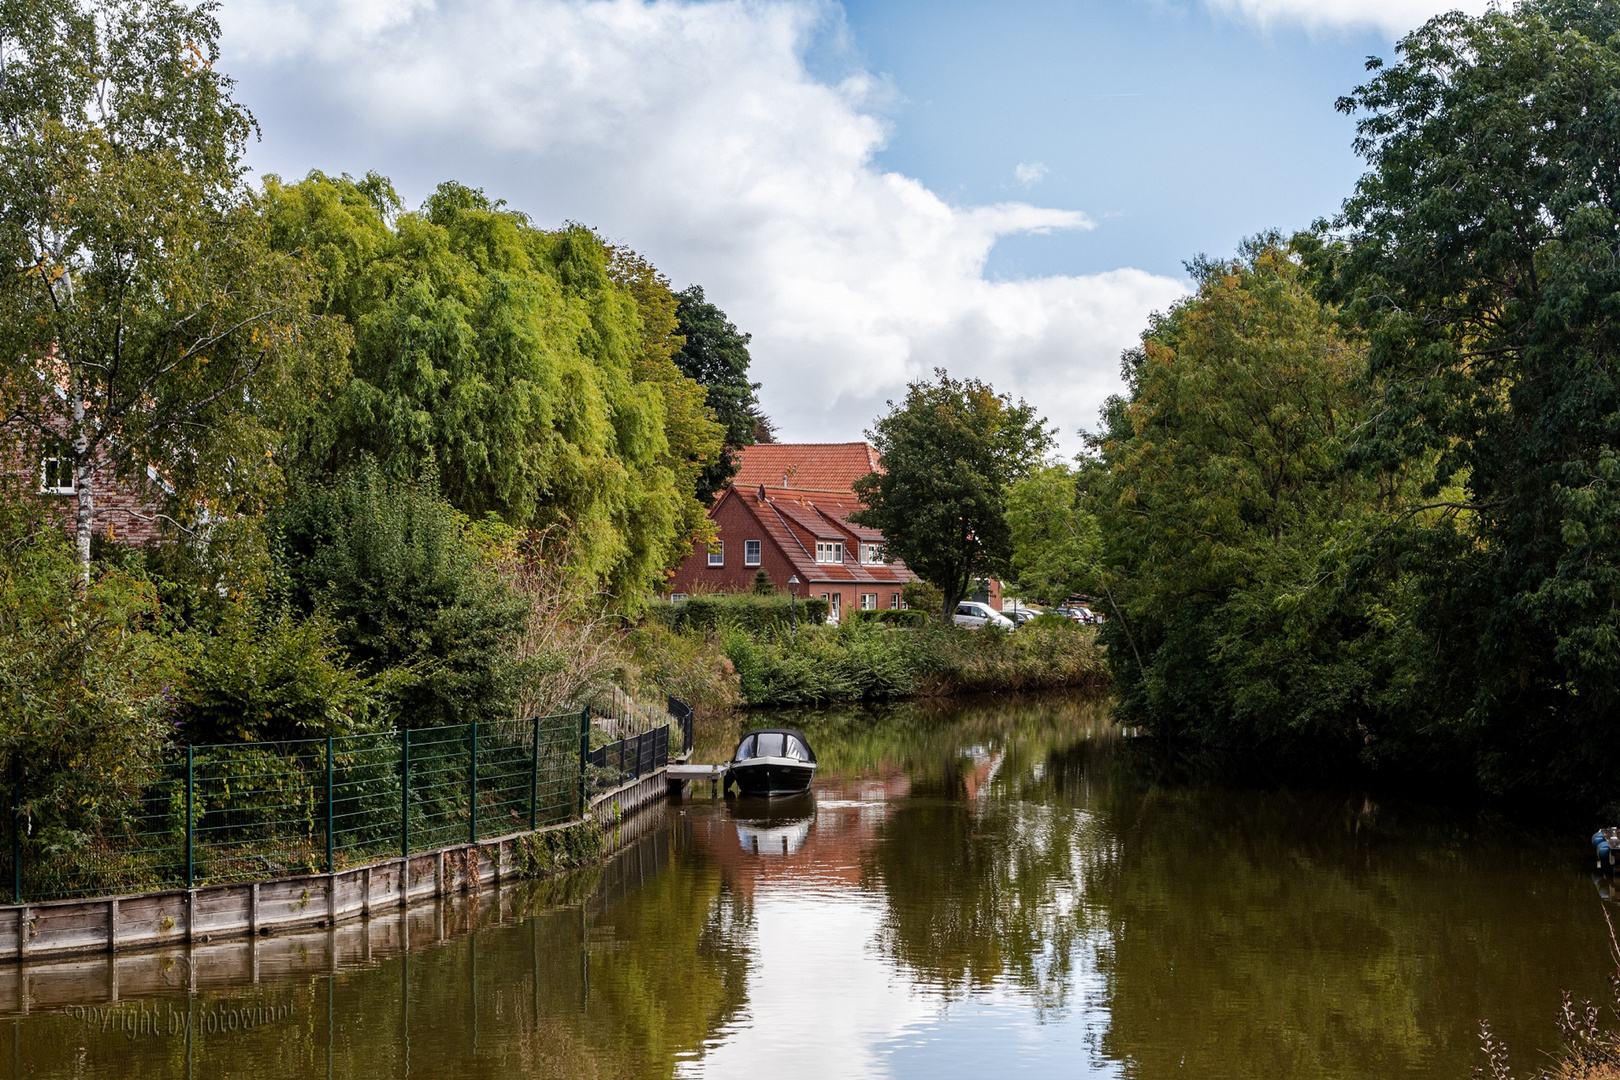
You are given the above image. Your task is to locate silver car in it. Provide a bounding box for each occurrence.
[954,601,1015,630]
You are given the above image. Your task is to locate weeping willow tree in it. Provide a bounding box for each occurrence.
[262,171,723,607]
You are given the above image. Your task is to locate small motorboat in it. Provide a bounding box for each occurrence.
[725,729,817,797]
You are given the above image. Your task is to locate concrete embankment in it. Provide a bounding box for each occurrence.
[0,764,675,966]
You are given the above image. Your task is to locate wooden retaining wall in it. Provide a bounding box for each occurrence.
[0,764,677,965]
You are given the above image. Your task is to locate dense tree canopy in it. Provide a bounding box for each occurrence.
[1089,240,1428,765]
[0,0,346,577]
[672,285,770,501]
[1004,463,1098,607]
[262,172,719,602]
[853,371,1051,622]
[1314,0,1620,797]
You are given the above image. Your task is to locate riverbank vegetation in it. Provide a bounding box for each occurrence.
[984,1,1620,813]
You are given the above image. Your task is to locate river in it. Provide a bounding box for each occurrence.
[4,692,1613,1078]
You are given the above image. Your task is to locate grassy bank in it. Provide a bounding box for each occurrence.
[707,618,1107,707]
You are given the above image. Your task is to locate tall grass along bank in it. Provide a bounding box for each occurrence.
[717,620,1107,707]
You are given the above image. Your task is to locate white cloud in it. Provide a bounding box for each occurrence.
[1014,161,1049,187]
[220,0,1186,445]
[1203,0,1492,34]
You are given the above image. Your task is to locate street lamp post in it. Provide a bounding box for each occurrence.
[788,575,799,639]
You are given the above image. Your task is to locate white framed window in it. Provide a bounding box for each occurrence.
[40,441,74,495]
[861,543,886,565]
[860,593,877,610]
[890,593,901,610]
[708,542,724,567]
[815,541,844,564]
[823,593,840,622]
[744,540,762,566]
[670,593,689,602]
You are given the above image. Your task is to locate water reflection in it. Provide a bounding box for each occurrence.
[4,692,1616,1078]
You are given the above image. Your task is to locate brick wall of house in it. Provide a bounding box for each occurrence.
[668,491,804,597]
[7,433,168,547]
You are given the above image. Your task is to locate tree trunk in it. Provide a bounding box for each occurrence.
[72,389,93,586]
[73,452,94,586]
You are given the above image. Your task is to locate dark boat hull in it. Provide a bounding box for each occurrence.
[726,759,816,797]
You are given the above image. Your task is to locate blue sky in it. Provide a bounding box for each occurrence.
[835,0,1391,280]
[219,0,1476,445]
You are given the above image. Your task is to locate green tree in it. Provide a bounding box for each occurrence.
[263,172,715,604]
[0,0,346,580]
[273,462,528,730]
[1004,463,1098,607]
[853,371,1052,622]
[1090,239,1423,759]
[1315,0,1620,799]
[607,248,724,549]
[177,602,390,743]
[673,284,770,500]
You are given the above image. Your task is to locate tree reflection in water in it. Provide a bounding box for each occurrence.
[6,691,1617,1079]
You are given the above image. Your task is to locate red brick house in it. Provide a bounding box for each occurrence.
[665,442,919,622]
[7,428,171,547]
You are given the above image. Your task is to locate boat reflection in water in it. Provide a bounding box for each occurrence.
[731,794,815,857]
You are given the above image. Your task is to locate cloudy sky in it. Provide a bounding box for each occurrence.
[218,0,1487,447]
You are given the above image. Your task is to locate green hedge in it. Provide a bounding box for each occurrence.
[651,592,830,633]
[846,609,930,628]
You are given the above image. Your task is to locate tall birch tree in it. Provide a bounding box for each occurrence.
[0,0,343,580]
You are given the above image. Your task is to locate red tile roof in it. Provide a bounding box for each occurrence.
[723,486,915,586]
[731,442,881,497]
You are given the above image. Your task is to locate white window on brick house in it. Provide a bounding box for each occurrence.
[861,543,886,565]
[745,540,761,566]
[708,542,724,567]
[891,593,901,610]
[815,541,844,564]
[670,593,689,602]
[860,593,877,610]
[40,442,74,495]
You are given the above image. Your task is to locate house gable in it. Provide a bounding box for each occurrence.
[663,483,916,617]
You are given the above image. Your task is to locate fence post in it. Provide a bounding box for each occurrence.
[401,727,411,858]
[326,737,335,875]
[529,715,540,831]
[185,746,195,889]
[468,722,479,844]
[11,756,20,905]
[577,708,590,818]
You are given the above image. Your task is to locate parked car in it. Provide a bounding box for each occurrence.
[1004,608,1041,628]
[1052,604,1104,625]
[954,601,1016,630]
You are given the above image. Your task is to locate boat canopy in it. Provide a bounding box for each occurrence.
[732,729,817,764]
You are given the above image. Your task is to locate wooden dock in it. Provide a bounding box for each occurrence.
[667,764,728,798]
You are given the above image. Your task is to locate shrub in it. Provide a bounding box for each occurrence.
[178,602,393,743]
[716,618,1107,706]
[847,609,929,629]
[722,620,923,704]
[623,620,743,717]
[667,592,828,633]
[0,495,181,867]
[274,462,529,729]
[923,621,1107,696]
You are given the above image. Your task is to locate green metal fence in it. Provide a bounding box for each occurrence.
[6,712,587,903]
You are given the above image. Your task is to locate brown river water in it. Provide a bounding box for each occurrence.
[3,693,1614,1079]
